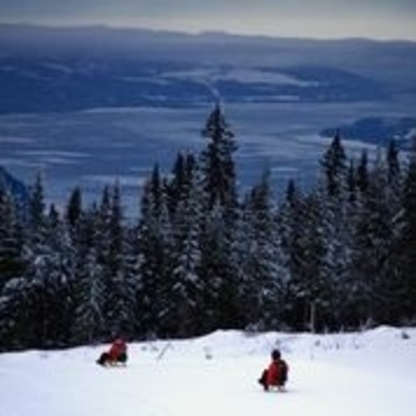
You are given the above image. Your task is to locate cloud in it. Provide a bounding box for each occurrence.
[0,0,415,40]
[2,0,415,19]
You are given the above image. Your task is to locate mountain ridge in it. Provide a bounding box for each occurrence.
[2,24,415,115]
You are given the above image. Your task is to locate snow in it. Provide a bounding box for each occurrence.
[1,326,416,416]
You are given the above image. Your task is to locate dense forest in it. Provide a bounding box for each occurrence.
[1,105,415,351]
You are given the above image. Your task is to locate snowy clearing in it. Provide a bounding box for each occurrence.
[1,326,416,416]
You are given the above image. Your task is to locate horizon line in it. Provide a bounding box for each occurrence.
[1,20,416,44]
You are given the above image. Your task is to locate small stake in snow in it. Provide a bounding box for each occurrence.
[157,341,172,361]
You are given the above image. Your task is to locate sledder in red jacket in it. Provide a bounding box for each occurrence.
[108,338,127,361]
[258,349,289,391]
[96,338,128,366]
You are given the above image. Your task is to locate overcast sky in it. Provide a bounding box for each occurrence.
[0,0,415,40]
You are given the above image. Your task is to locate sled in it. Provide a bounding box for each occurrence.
[96,359,127,368]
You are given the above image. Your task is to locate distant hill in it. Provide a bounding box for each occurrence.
[0,166,29,216]
[320,117,416,149]
[0,24,415,114]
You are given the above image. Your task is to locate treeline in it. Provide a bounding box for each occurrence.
[0,105,415,351]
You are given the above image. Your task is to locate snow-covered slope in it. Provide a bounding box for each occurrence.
[1,326,416,416]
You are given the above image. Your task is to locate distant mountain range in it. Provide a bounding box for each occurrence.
[1,24,415,114]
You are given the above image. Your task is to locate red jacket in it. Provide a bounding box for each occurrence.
[266,359,288,386]
[108,339,127,360]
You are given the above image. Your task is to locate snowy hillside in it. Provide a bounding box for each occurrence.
[1,326,416,416]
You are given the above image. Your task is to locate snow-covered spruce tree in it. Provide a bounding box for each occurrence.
[278,182,328,332]
[0,186,25,290]
[18,173,51,347]
[198,200,240,330]
[0,174,47,349]
[166,151,188,216]
[137,164,175,337]
[71,205,107,344]
[277,180,304,330]
[238,168,288,330]
[349,152,386,326]
[122,223,143,338]
[167,154,205,336]
[397,136,416,321]
[106,182,136,338]
[40,204,74,346]
[348,145,404,327]
[0,174,73,348]
[336,152,368,327]
[200,104,238,211]
[91,182,136,339]
[374,140,406,324]
[65,186,83,242]
[317,132,354,329]
[0,187,26,350]
[198,104,242,331]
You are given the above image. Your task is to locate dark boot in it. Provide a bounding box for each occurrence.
[258,370,268,390]
[96,352,109,366]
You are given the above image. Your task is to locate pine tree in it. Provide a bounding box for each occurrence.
[168,160,204,336]
[41,204,73,345]
[137,165,175,337]
[198,105,242,330]
[0,175,73,348]
[0,188,26,350]
[106,182,136,337]
[279,184,328,332]
[318,133,352,329]
[348,149,398,326]
[65,187,83,247]
[398,136,416,321]
[356,150,369,193]
[71,206,106,344]
[20,173,50,347]
[320,131,347,197]
[0,187,25,290]
[239,168,287,329]
[200,104,238,210]
[376,140,406,324]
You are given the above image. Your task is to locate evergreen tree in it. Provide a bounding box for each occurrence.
[198,105,241,330]
[320,131,347,197]
[0,187,25,290]
[239,168,287,329]
[318,134,352,329]
[0,176,72,348]
[106,182,136,337]
[199,201,237,330]
[200,104,238,210]
[66,186,83,230]
[348,149,400,326]
[398,136,416,320]
[279,185,328,332]
[137,165,175,337]
[20,173,50,347]
[356,150,370,193]
[168,161,204,336]
[377,140,405,324]
[71,206,106,343]
[65,186,83,249]
[41,204,73,345]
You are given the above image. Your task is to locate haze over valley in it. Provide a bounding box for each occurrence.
[1,25,415,214]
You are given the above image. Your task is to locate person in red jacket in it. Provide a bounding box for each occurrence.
[96,338,128,366]
[258,349,289,391]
